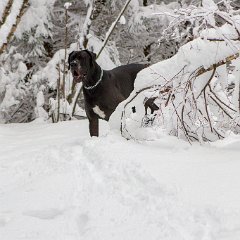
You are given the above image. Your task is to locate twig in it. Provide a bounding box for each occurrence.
[62,6,69,100]
[208,85,236,112]
[197,66,216,98]
[71,84,83,117]
[56,63,61,122]
[204,89,213,132]
[171,98,192,144]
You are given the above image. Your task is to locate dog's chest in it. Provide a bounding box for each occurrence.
[92,105,106,119]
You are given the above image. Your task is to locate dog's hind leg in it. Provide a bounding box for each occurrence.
[144,97,159,114]
[89,117,99,137]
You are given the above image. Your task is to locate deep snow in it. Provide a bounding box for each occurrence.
[0,120,240,240]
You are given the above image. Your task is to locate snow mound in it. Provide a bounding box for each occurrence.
[110,34,240,141]
[78,135,222,240]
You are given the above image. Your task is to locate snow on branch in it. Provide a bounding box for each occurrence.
[157,0,240,51]
[110,29,240,142]
[64,2,72,10]
[0,0,14,28]
[108,1,240,143]
[79,0,94,49]
[0,0,29,55]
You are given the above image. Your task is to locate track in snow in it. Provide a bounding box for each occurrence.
[0,120,240,240]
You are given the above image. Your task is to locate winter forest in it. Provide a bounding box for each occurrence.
[1,0,240,239]
[1,0,240,142]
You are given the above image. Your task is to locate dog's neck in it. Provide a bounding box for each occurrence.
[84,63,103,90]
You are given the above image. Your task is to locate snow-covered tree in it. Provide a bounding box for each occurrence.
[1,0,240,146]
[112,0,240,143]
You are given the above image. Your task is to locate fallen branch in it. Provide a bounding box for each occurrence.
[120,49,240,141]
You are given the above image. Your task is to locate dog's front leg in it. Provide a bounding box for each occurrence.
[89,117,99,137]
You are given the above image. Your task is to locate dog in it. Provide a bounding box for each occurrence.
[68,50,158,137]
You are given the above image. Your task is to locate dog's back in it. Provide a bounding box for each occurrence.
[109,63,145,98]
[111,63,145,78]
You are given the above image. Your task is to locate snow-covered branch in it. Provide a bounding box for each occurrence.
[0,0,29,55]
[111,29,240,142]
[157,0,240,52]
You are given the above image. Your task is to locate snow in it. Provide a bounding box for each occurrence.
[119,15,126,25]
[200,24,239,40]
[14,0,55,39]
[0,0,8,20]
[110,31,240,140]
[1,120,240,239]
[135,37,240,91]
[64,2,72,9]
[140,2,178,19]
[0,0,24,48]
[1,1,240,238]
[202,0,218,11]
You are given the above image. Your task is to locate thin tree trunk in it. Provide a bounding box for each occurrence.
[56,64,61,122]
[97,0,132,58]
[62,7,69,99]
[69,1,94,112]
[239,74,240,112]
[82,2,94,49]
[72,84,83,117]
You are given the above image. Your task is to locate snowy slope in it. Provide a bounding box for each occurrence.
[0,120,240,240]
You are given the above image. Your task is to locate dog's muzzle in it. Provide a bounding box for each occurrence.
[70,63,87,83]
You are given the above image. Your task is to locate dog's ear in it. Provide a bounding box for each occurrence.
[68,51,75,70]
[90,52,97,66]
[90,52,97,61]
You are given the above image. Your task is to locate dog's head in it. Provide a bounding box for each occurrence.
[68,50,97,83]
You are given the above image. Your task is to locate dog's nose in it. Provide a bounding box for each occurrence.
[70,62,77,68]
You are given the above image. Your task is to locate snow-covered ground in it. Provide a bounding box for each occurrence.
[1,120,240,240]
